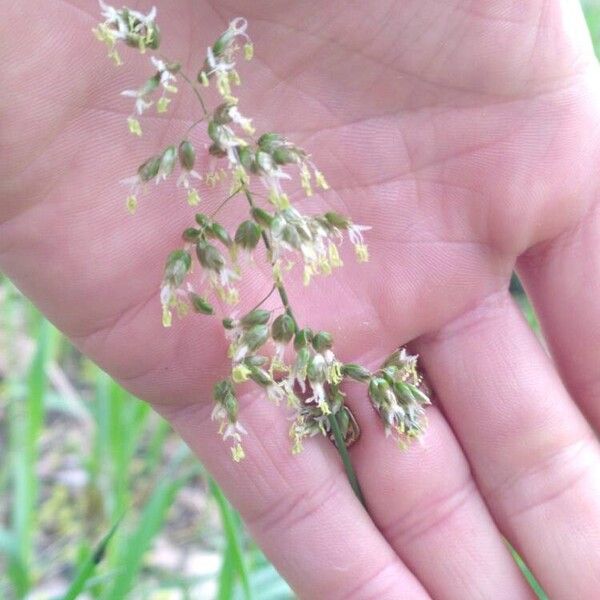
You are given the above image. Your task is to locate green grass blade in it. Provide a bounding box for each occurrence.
[144,418,172,475]
[510,546,548,600]
[217,541,237,600]
[243,565,293,600]
[209,478,254,600]
[584,3,600,56]
[61,516,124,600]
[241,545,293,600]
[89,368,152,520]
[0,528,29,598]
[102,466,190,599]
[8,315,59,596]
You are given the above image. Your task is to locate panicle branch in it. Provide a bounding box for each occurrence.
[94,2,432,468]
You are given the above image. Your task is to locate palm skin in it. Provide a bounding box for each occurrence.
[3,1,600,598]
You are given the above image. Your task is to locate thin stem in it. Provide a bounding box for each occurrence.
[210,187,243,220]
[179,70,209,117]
[328,411,365,506]
[158,54,209,118]
[242,185,365,506]
[194,188,242,238]
[250,285,277,312]
[194,188,242,239]
[241,186,296,324]
[184,116,207,137]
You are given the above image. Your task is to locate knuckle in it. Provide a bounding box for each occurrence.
[484,435,599,520]
[246,473,344,537]
[381,476,476,545]
[339,561,413,600]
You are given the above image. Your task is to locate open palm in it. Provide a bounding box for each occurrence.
[3,1,600,597]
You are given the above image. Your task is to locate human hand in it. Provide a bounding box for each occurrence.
[2,1,600,597]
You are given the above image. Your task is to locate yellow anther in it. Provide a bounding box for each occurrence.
[232,364,252,383]
[303,264,313,286]
[328,242,343,268]
[231,443,245,462]
[162,306,172,328]
[127,117,142,136]
[314,170,330,190]
[126,195,138,215]
[156,97,171,113]
[354,243,369,263]
[187,189,201,206]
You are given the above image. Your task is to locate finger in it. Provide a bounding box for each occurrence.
[347,395,533,599]
[415,291,600,598]
[517,202,600,428]
[158,392,430,600]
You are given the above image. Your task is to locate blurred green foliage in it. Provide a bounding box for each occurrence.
[0,276,293,598]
